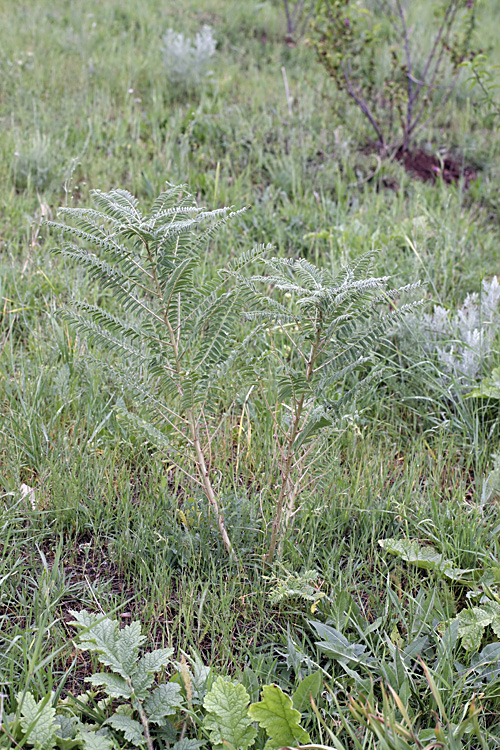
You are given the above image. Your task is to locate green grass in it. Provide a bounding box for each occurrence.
[1,0,500,746]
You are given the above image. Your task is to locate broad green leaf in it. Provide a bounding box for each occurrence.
[77,731,114,750]
[170,740,204,750]
[470,368,500,398]
[86,672,132,699]
[484,600,500,638]
[291,671,323,712]
[379,538,477,581]
[143,683,183,724]
[248,684,310,749]
[105,714,144,745]
[54,715,76,740]
[203,677,257,750]
[18,692,58,750]
[457,606,497,651]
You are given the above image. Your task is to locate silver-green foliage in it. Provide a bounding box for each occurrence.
[70,610,182,749]
[413,275,500,385]
[47,185,262,555]
[48,185,419,562]
[162,26,216,90]
[239,253,421,561]
[3,690,114,750]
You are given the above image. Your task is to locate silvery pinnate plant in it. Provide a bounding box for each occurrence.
[47,184,262,557]
[237,252,421,562]
[47,184,417,563]
[162,25,216,90]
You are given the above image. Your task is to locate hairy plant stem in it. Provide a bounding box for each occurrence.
[145,241,234,557]
[131,693,154,750]
[266,318,322,564]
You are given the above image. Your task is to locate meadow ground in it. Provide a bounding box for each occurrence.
[1,0,500,746]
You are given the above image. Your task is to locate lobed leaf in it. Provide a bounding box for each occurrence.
[248,684,310,749]
[18,692,58,750]
[203,677,257,750]
[143,683,183,724]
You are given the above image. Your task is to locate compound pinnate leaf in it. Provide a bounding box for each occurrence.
[203,677,257,750]
[105,714,144,745]
[248,684,310,749]
[143,683,183,724]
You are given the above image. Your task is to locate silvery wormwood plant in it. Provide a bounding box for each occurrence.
[410,275,500,386]
[162,26,216,91]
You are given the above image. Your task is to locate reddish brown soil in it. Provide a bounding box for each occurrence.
[396,148,477,187]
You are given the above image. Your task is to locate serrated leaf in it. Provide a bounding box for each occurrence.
[203,677,257,750]
[70,610,146,678]
[484,601,500,638]
[105,714,144,744]
[18,692,58,750]
[143,683,183,724]
[115,621,146,675]
[54,715,77,740]
[86,672,132,699]
[77,730,114,750]
[248,684,310,749]
[136,648,173,675]
[133,648,174,697]
[291,671,323,712]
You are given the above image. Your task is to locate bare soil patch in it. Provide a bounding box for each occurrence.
[396,148,477,187]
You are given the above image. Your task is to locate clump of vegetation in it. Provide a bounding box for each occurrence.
[162,26,216,92]
[310,0,479,152]
[48,187,417,563]
[410,275,500,385]
[2,0,500,744]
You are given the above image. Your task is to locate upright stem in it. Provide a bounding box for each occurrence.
[265,394,306,565]
[145,240,234,557]
[395,0,413,150]
[266,319,322,565]
[341,63,385,149]
[187,408,234,556]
